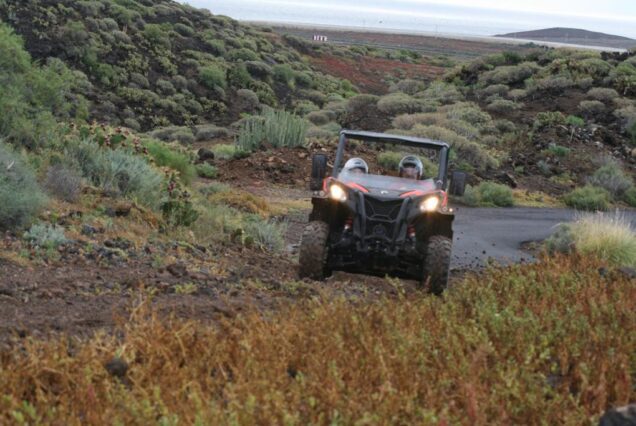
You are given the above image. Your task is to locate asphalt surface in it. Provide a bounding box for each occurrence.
[452,207,636,269]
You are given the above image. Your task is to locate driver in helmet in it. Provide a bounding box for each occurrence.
[399,155,423,180]
[344,157,369,174]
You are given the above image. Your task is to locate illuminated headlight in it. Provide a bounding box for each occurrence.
[420,196,440,212]
[329,184,347,202]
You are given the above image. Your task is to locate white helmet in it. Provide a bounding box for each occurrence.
[344,157,369,173]
[399,155,423,179]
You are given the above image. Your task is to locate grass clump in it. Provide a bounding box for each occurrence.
[563,185,610,211]
[236,109,308,152]
[548,212,636,267]
[460,182,514,207]
[0,142,47,230]
[1,255,634,424]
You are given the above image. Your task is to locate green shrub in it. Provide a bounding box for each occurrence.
[173,23,195,37]
[0,24,74,149]
[194,125,230,141]
[487,99,521,113]
[535,75,573,94]
[587,87,619,103]
[0,142,47,230]
[566,115,585,128]
[533,111,565,129]
[142,24,171,49]
[545,144,571,157]
[245,61,272,79]
[23,223,67,249]
[388,79,424,95]
[212,144,248,160]
[236,109,308,151]
[293,100,319,116]
[419,82,463,104]
[377,93,425,115]
[145,140,196,185]
[227,48,259,62]
[44,164,82,202]
[563,185,610,211]
[199,65,227,89]
[406,125,498,170]
[477,84,509,99]
[464,182,514,207]
[66,141,163,208]
[623,187,636,207]
[236,89,260,113]
[196,163,218,179]
[479,62,540,85]
[305,111,331,126]
[272,64,295,86]
[578,100,605,118]
[587,161,633,198]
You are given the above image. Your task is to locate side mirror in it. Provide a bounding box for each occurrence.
[310,154,327,191]
[449,171,467,197]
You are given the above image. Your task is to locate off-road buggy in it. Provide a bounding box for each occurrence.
[298,130,467,294]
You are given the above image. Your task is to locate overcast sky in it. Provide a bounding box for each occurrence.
[183,0,636,38]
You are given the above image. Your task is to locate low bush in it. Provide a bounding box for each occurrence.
[587,87,619,103]
[623,186,636,207]
[460,181,514,207]
[236,89,260,113]
[194,125,230,141]
[486,99,521,113]
[533,111,565,129]
[578,100,605,119]
[236,109,308,151]
[535,75,573,94]
[406,125,498,170]
[587,161,633,198]
[199,65,227,90]
[66,141,163,208]
[196,163,218,179]
[477,84,509,99]
[545,144,571,157]
[44,164,82,202]
[0,142,47,230]
[563,185,610,211]
[212,144,248,160]
[565,115,585,128]
[145,140,196,185]
[377,93,424,115]
[23,223,67,249]
[305,111,331,126]
[479,62,540,85]
[388,79,424,95]
[419,82,463,104]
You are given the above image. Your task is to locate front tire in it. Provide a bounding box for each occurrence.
[299,221,330,280]
[422,235,452,295]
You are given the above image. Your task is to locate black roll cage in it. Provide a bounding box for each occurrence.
[333,130,451,188]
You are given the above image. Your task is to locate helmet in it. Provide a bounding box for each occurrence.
[344,157,369,173]
[399,155,423,179]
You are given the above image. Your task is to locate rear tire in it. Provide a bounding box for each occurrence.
[421,235,452,295]
[299,221,330,280]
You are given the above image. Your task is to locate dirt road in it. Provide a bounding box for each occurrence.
[452,207,636,269]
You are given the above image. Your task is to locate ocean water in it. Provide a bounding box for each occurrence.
[183,0,636,39]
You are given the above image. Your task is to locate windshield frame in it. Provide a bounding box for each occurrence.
[333,130,450,189]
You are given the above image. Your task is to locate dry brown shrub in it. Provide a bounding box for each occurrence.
[1,255,634,424]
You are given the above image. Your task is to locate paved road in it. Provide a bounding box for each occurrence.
[452,207,636,269]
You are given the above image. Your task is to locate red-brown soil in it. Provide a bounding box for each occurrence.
[311,55,444,94]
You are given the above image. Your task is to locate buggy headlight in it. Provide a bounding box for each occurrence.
[329,184,347,202]
[420,196,440,212]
